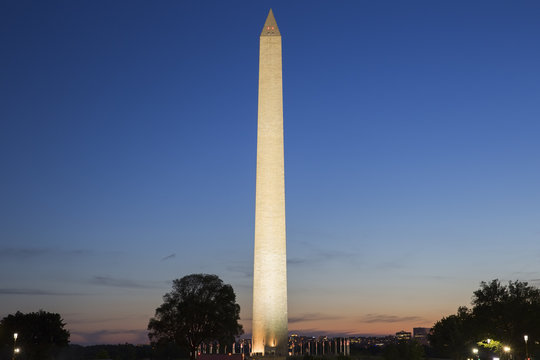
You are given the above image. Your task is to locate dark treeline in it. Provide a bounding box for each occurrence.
[0,343,186,360]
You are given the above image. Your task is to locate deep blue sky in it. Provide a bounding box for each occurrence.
[1,0,539,345]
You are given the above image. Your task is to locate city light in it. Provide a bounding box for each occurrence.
[13,333,19,359]
[524,335,529,360]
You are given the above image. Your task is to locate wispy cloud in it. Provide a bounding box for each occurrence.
[0,288,82,296]
[289,313,344,323]
[287,258,307,265]
[67,249,94,256]
[0,247,95,259]
[360,313,425,324]
[89,276,156,289]
[71,329,148,345]
[510,272,540,283]
[65,315,133,325]
[375,259,407,270]
[161,253,176,261]
[287,242,361,268]
[0,247,50,258]
[287,328,358,338]
[226,264,253,278]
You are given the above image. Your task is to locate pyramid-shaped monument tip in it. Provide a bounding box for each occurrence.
[261,9,280,36]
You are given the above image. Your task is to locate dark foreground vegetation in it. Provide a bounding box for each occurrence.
[429,279,540,360]
[0,342,185,360]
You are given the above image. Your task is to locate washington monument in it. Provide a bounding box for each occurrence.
[252,9,288,357]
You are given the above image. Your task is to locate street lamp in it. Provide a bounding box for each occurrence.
[503,346,511,360]
[473,348,479,360]
[524,335,529,360]
[12,333,18,360]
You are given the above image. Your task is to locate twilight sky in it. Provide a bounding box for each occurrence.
[1,0,540,345]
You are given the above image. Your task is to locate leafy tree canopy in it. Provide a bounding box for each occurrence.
[0,310,70,360]
[383,340,425,360]
[429,306,474,360]
[148,274,243,360]
[429,280,540,360]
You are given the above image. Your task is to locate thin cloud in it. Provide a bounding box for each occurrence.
[287,258,307,265]
[408,274,452,282]
[161,253,176,261]
[375,260,407,270]
[226,264,253,278]
[89,276,156,289]
[0,288,83,296]
[0,247,49,258]
[0,247,95,259]
[67,249,94,256]
[72,329,148,345]
[360,313,425,324]
[287,247,360,268]
[289,313,345,323]
[287,328,352,338]
[65,316,133,325]
[232,282,252,290]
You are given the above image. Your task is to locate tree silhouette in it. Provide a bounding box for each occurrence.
[0,310,70,360]
[429,306,475,360]
[472,280,540,355]
[148,274,243,360]
[430,280,540,360]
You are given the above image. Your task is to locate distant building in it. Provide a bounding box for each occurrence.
[396,331,412,341]
[413,327,431,345]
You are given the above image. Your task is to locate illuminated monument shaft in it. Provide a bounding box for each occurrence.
[252,9,288,357]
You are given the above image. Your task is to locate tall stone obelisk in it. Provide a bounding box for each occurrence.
[252,9,288,358]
